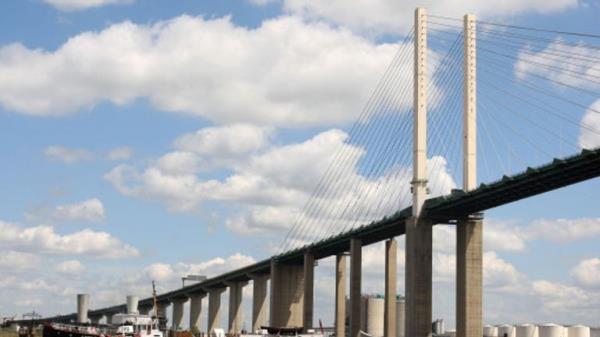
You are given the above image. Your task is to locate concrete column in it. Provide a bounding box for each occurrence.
[463,13,477,192]
[90,316,101,325]
[405,216,432,337]
[208,288,225,334]
[156,301,169,319]
[127,296,139,314]
[457,218,483,337]
[303,252,315,331]
[350,239,362,337]
[411,7,428,217]
[190,293,206,332]
[384,239,397,337]
[77,294,90,323]
[270,259,304,328]
[252,274,269,332]
[105,313,113,325]
[172,298,187,330]
[335,255,347,337]
[228,281,247,334]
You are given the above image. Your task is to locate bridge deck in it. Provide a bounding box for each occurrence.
[24,148,600,323]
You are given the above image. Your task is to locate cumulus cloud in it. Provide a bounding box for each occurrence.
[520,217,600,243]
[579,101,600,149]
[43,0,134,11]
[0,250,40,271]
[0,16,401,127]
[282,0,576,34]
[0,220,139,258]
[44,145,93,164]
[571,258,600,288]
[106,127,457,237]
[107,146,134,161]
[52,198,106,223]
[56,260,86,274]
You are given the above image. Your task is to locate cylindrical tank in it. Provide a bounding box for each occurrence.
[396,296,405,337]
[126,295,139,314]
[539,324,566,337]
[567,325,590,337]
[499,325,516,337]
[484,325,499,337]
[77,294,90,323]
[516,324,538,337]
[432,319,445,335]
[364,296,384,337]
[590,327,600,337]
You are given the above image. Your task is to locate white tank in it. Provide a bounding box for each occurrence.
[396,297,405,337]
[516,324,538,337]
[567,325,590,337]
[365,296,384,337]
[499,325,516,337]
[484,325,499,337]
[77,294,90,323]
[590,327,600,337]
[126,295,139,314]
[539,324,566,337]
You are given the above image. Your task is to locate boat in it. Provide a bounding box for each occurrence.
[42,322,107,337]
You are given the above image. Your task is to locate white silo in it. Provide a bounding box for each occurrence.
[396,297,405,337]
[590,327,600,337]
[539,324,566,337]
[567,325,590,337]
[484,325,499,337]
[77,294,90,323]
[364,295,384,337]
[498,325,516,337]
[516,324,538,337]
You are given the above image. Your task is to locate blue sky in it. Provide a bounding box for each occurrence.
[0,0,599,329]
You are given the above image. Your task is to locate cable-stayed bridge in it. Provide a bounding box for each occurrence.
[16,8,600,337]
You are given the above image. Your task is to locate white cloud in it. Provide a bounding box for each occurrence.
[532,280,596,313]
[520,217,600,243]
[107,146,134,161]
[144,263,174,282]
[52,198,106,223]
[0,220,139,258]
[0,251,40,271]
[44,145,93,164]
[43,0,134,11]
[106,127,457,237]
[572,258,600,288]
[0,16,401,127]
[15,298,44,307]
[56,260,86,274]
[579,100,600,149]
[282,0,576,35]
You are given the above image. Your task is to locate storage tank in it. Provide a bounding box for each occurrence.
[484,325,499,337]
[567,325,590,337]
[539,324,566,337]
[126,295,139,314]
[362,295,384,337]
[396,296,405,337]
[77,294,90,323]
[516,324,538,337]
[432,319,445,335]
[499,325,516,337]
[590,327,600,337]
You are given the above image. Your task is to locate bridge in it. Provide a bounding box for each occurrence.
[14,8,600,337]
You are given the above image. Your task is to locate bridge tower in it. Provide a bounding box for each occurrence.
[405,7,433,337]
[457,13,483,337]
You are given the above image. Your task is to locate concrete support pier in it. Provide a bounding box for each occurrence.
[457,218,483,337]
[189,293,206,332]
[208,288,226,334]
[405,217,432,337]
[171,298,187,330]
[252,274,269,332]
[303,252,315,331]
[384,239,397,337]
[270,259,304,328]
[335,255,347,337]
[228,281,247,334]
[349,239,362,337]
